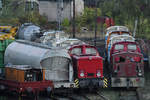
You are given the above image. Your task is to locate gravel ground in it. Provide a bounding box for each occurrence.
[137,69,150,100]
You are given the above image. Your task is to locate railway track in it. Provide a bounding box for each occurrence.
[0,88,144,100]
[118,89,141,100]
[76,91,110,100]
[52,90,110,100]
[52,93,87,100]
[96,91,110,100]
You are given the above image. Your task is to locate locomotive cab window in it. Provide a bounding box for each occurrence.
[85,48,97,55]
[127,44,137,50]
[114,44,124,50]
[112,39,122,44]
[110,33,118,38]
[122,33,130,36]
[71,48,82,55]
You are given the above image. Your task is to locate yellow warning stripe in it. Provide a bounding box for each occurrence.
[104,84,108,88]
[104,81,108,85]
[75,79,79,88]
[75,79,79,83]
[75,82,79,84]
[103,78,108,88]
[76,84,79,88]
[104,78,108,82]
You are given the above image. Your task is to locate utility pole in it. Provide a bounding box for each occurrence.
[57,0,63,31]
[94,0,98,46]
[69,0,71,21]
[133,18,138,37]
[72,0,75,38]
[0,0,2,14]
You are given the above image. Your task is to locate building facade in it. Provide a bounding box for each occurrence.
[39,0,84,21]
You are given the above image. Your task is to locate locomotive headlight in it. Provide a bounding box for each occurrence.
[138,72,142,76]
[80,70,84,77]
[27,74,30,77]
[138,70,142,76]
[96,70,101,77]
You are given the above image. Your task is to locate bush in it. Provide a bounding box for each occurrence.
[62,18,70,27]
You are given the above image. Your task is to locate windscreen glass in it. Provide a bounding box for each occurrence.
[115,44,124,50]
[85,48,97,55]
[70,48,82,55]
[127,44,137,50]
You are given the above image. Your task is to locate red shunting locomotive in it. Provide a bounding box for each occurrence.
[68,44,104,89]
[110,41,144,87]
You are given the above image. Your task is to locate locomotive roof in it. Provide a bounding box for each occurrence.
[109,35,135,41]
[112,41,137,46]
[68,43,96,49]
[106,26,129,32]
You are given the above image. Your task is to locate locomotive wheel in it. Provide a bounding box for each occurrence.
[33,91,39,100]
[47,91,53,98]
[18,92,23,100]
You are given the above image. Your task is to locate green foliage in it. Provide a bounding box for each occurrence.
[99,0,150,39]
[62,18,70,27]
[75,7,101,31]
[18,12,47,25]
[0,0,48,27]
[0,17,19,25]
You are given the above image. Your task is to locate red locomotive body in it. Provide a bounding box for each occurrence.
[68,44,104,88]
[105,17,115,28]
[109,41,144,87]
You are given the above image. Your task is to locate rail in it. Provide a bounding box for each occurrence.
[118,88,141,100]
